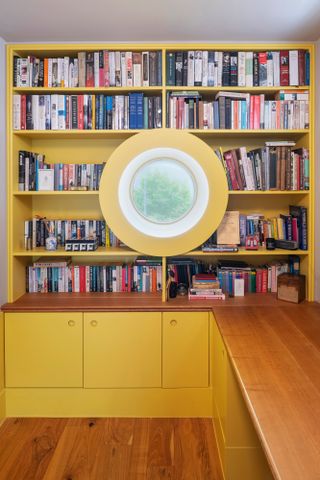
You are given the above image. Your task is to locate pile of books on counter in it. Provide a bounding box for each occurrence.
[188,273,225,300]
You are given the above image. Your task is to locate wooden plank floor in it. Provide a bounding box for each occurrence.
[0,418,222,480]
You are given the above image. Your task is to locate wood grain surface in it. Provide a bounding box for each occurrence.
[0,418,222,480]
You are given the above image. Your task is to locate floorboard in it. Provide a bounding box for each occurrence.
[0,418,222,480]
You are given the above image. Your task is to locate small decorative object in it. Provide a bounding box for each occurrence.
[45,233,57,251]
[38,169,54,191]
[277,273,306,303]
[266,237,276,250]
[166,269,177,299]
[245,235,259,250]
[177,283,188,296]
[65,238,99,252]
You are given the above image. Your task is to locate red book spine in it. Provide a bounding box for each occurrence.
[122,267,126,292]
[298,50,305,86]
[63,164,69,191]
[103,51,109,87]
[262,268,268,293]
[253,95,260,129]
[79,265,85,293]
[21,95,26,129]
[249,96,254,129]
[178,97,184,129]
[127,266,132,293]
[224,151,240,189]
[280,51,289,86]
[65,95,70,129]
[256,269,262,293]
[292,218,298,242]
[78,95,84,129]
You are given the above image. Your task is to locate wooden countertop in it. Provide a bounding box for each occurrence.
[213,305,320,480]
[2,293,320,479]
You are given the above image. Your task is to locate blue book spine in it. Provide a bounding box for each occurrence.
[95,95,100,130]
[239,214,247,246]
[136,93,144,129]
[106,96,113,129]
[98,95,104,130]
[35,157,39,191]
[129,93,137,129]
[104,96,107,130]
[58,163,63,191]
[241,101,247,129]
[305,51,310,86]
[213,101,219,129]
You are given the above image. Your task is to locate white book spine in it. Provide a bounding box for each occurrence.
[51,94,59,130]
[187,51,195,86]
[109,51,116,86]
[38,95,46,130]
[58,95,66,130]
[289,50,299,86]
[48,58,53,88]
[74,59,79,87]
[115,51,121,87]
[272,52,280,86]
[57,58,63,87]
[32,95,39,130]
[64,57,69,87]
[133,62,141,87]
[126,51,133,86]
[94,52,100,87]
[13,95,21,130]
[202,51,208,86]
[217,51,223,86]
[194,50,202,85]
[267,53,274,86]
[238,52,246,87]
[121,51,127,87]
[245,52,253,87]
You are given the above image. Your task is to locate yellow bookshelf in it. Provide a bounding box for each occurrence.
[6,43,315,302]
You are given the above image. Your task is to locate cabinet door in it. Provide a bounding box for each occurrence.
[5,312,83,387]
[84,312,161,388]
[163,312,209,388]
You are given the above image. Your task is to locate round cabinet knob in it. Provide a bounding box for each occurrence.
[170,319,177,326]
[90,320,98,327]
[68,320,75,327]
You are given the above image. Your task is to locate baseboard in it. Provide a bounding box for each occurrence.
[0,390,5,422]
[6,387,212,417]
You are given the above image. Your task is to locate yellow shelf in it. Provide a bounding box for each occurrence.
[167,85,310,93]
[228,190,309,195]
[13,247,141,257]
[13,191,99,196]
[188,129,309,136]
[13,86,163,94]
[188,249,309,256]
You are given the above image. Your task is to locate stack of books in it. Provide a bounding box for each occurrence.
[188,273,225,300]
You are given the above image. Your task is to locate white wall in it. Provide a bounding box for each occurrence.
[315,40,320,301]
[0,38,6,304]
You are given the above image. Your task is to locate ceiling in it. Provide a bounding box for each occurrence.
[1,0,320,42]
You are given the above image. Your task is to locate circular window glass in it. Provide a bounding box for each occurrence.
[130,158,196,224]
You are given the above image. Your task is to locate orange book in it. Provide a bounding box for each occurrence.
[44,58,48,87]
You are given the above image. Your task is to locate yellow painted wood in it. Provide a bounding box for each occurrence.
[84,312,161,388]
[6,43,315,301]
[223,447,274,480]
[5,312,83,387]
[0,312,4,421]
[5,386,212,417]
[99,129,229,257]
[162,312,209,388]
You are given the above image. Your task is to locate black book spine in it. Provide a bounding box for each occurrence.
[230,52,238,86]
[175,51,183,87]
[13,56,19,86]
[39,59,44,87]
[156,50,162,86]
[149,51,157,86]
[71,96,78,129]
[253,52,259,87]
[225,98,232,129]
[166,52,176,86]
[189,99,194,129]
[222,52,230,86]
[26,95,33,130]
[182,51,188,85]
[18,151,25,191]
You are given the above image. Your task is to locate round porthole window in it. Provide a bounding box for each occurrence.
[99,130,228,256]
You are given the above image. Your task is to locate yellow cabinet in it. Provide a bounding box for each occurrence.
[84,312,161,388]
[162,312,209,388]
[5,312,83,387]
[211,313,273,480]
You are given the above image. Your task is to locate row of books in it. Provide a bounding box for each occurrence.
[26,259,162,293]
[166,91,309,130]
[166,50,310,87]
[13,94,162,130]
[95,94,162,130]
[205,207,308,250]
[24,219,122,250]
[18,151,105,191]
[13,51,162,88]
[215,143,309,191]
[217,258,299,295]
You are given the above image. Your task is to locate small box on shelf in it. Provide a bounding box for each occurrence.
[277,273,306,303]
